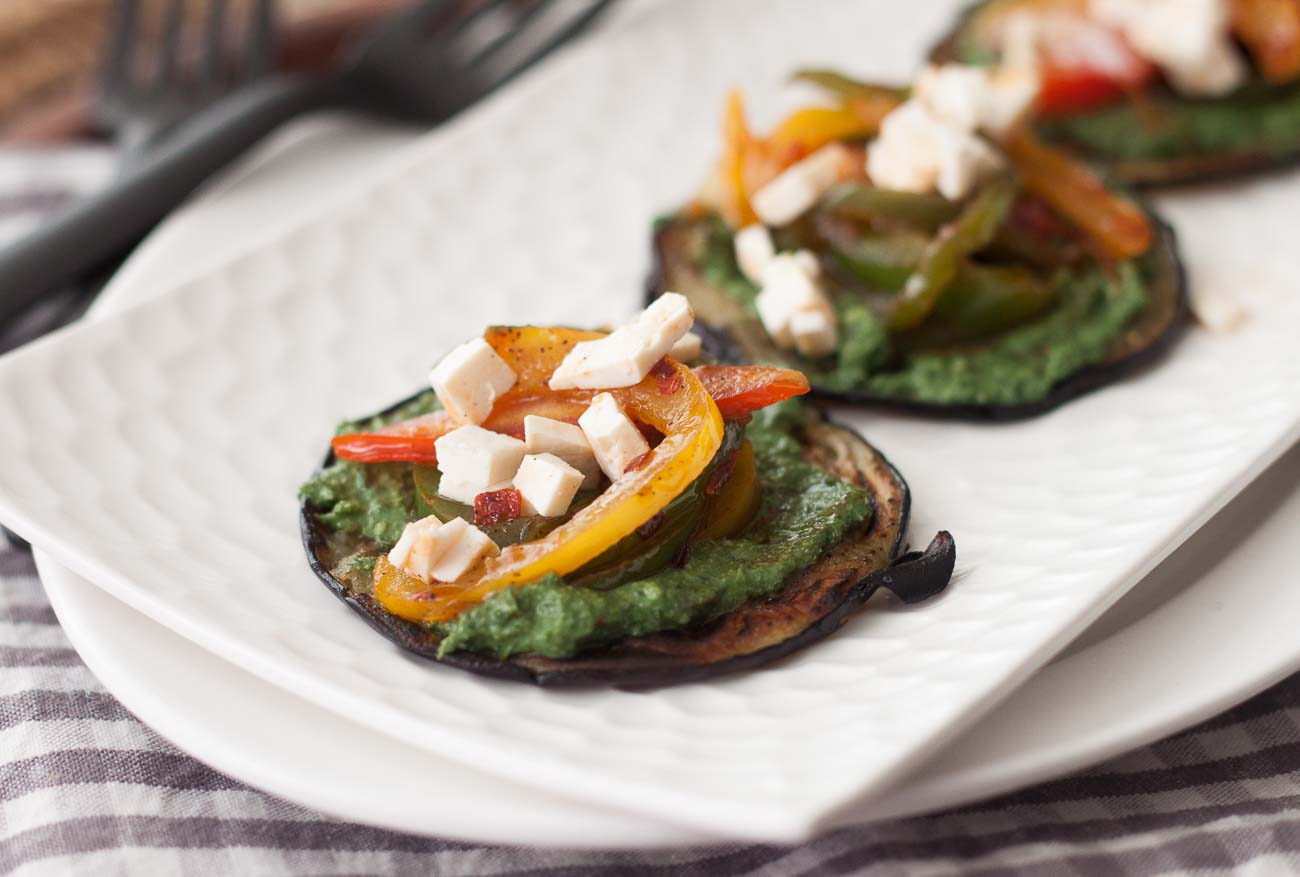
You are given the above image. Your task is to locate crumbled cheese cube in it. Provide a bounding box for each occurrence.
[578,393,651,481]
[426,517,500,583]
[548,293,695,391]
[669,331,702,363]
[790,307,839,358]
[438,476,512,505]
[514,453,585,517]
[1189,283,1248,333]
[915,63,1040,139]
[523,415,601,489]
[434,425,525,503]
[754,251,838,354]
[387,515,467,583]
[1091,0,1246,96]
[428,337,517,425]
[867,100,1004,200]
[734,224,776,284]
[751,143,853,227]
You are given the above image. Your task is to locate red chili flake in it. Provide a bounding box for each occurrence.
[650,357,683,396]
[705,450,740,496]
[474,488,522,527]
[624,451,653,474]
[636,512,665,540]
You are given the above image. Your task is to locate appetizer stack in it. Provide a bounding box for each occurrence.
[934,0,1300,183]
[302,298,953,685]
[305,0,1279,684]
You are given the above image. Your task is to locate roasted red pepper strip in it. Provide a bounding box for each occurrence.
[330,411,456,465]
[694,366,811,419]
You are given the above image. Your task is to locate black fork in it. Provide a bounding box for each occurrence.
[97,0,278,159]
[0,0,618,328]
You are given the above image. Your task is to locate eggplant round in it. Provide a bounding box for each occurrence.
[929,1,1300,187]
[302,399,954,688]
[647,210,1187,421]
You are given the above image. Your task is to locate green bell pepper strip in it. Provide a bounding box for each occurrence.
[888,175,1019,331]
[792,69,908,103]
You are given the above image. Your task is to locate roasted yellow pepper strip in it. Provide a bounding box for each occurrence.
[374,327,725,624]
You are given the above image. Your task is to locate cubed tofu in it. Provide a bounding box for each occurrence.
[733,224,776,284]
[578,393,651,481]
[426,517,500,583]
[915,63,1040,139]
[428,337,517,425]
[754,251,837,351]
[867,100,1003,200]
[751,143,853,227]
[790,306,839,358]
[669,331,702,363]
[434,425,525,503]
[438,476,512,505]
[523,415,601,489]
[1090,0,1246,96]
[548,293,695,391]
[514,453,586,517]
[387,515,463,583]
[1189,283,1248,333]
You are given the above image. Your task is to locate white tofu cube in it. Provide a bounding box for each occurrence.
[548,293,695,391]
[751,143,853,227]
[669,331,702,363]
[1090,0,1246,96]
[791,307,839,358]
[514,453,585,517]
[734,224,776,284]
[428,337,517,425]
[1189,283,1248,333]
[578,393,651,481]
[434,425,525,503]
[523,415,602,488]
[427,517,500,583]
[915,63,1039,139]
[437,476,512,505]
[755,251,836,351]
[867,100,1004,200]
[388,515,465,583]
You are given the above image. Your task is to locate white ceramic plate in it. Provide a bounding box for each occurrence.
[38,435,1300,847]
[34,101,1300,847]
[2,0,1299,842]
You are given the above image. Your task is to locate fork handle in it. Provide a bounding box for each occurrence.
[0,75,344,327]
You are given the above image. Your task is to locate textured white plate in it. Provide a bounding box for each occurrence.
[35,99,1300,847]
[1,0,1299,842]
[37,437,1300,847]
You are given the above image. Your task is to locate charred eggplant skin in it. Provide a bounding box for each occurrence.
[645,211,1188,421]
[301,393,955,688]
[928,0,1300,187]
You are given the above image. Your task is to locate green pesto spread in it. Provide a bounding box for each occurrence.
[301,401,873,659]
[698,222,1148,406]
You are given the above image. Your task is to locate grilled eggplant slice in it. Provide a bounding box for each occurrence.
[302,398,954,687]
[930,1,1300,187]
[648,210,1187,420]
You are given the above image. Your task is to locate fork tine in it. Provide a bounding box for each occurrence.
[470,0,616,87]
[100,0,140,93]
[241,0,278,81]
[154,0,187,91]
[368,0,459,43]
[462,0,552,66]
[197,0,229,93]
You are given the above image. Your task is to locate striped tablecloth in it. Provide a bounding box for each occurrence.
[3,135,1300,877]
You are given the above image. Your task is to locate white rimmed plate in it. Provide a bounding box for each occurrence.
[2,0,1299,842]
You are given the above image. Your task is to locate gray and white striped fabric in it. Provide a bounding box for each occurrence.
[4,544,1300,875]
